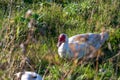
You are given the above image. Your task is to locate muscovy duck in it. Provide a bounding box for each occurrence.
[57,31,109,59]
[14,71,43,80]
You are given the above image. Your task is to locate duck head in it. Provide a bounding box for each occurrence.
[57,33,68,47]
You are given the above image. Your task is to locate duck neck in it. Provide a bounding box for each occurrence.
[58,40,73,58]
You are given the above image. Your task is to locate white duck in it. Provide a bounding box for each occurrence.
[14,71,43,80]
[57,31,109,59]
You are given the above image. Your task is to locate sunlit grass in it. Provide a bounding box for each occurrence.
[0,0,120,80]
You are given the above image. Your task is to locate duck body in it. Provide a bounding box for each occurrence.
[58,41,89,59]
[15,71,42,80]
[57,32,109,59]
[57,34,90,59]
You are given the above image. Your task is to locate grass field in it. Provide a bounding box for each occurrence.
[0,0,120,80]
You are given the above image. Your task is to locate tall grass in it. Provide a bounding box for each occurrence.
[0,0,120,80]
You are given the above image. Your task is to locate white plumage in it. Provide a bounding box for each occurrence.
[15,71,43,80]
[57,32,109,59]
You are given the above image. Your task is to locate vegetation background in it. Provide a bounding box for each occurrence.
[0,0,120,80]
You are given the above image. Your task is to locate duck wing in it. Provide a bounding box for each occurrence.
[69,42,90,59]
[68,33,89,43]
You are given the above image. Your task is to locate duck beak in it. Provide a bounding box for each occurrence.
[57,42,62,47]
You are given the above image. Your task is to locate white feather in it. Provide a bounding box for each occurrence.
[15,71,43,80]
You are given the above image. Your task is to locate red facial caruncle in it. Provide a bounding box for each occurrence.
[57,34,66,47]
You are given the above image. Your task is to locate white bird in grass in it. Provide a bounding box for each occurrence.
[57,31,109,59]
[14,71,43,80]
